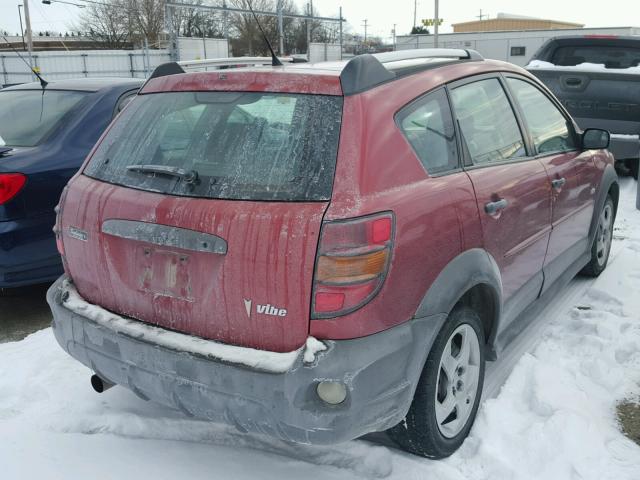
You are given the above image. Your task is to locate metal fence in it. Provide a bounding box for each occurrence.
[177,37,229,62]
[1,49,170,86]
[0,38,230,86]
[308,43,342,63]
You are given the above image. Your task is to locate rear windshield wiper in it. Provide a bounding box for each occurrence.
[125,164,198,184]
[0,146,13,157]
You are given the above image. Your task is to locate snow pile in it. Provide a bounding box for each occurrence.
[303,336,328,363]
[527,59,640,74]
[62,281,326,373]
[456,251,640,479]
[1,180,639,479]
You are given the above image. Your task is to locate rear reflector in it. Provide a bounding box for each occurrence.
[314,292,345,312]
[0,173,26,205]
[312,212,394,318]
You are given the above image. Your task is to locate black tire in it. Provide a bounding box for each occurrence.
[0,287,23,297]
[0,282,53,297]
[580,196,615,277]
[387,306,485,459]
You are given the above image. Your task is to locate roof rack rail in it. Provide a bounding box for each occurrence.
[373,48,483,63]
[340,48,483,96]
[147,56,307,81]
[178,56,298,70]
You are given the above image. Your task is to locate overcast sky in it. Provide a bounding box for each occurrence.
[0,0,637,42]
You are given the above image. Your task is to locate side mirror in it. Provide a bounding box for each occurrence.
[582,128,610,150]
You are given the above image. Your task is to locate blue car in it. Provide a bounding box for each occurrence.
[0,78,143,290]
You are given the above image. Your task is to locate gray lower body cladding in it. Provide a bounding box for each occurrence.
[47,275,445,445]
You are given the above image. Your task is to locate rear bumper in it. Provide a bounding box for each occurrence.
[0,213,61,288]
[47,275,445,444]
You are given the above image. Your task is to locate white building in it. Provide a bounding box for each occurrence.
[396,26,640,66]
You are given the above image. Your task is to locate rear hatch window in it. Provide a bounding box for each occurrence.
[85,91,343,201]
[551,45,640,69]
[0,90,87,147]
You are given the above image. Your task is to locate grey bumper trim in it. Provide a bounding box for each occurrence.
[47,275,445,444]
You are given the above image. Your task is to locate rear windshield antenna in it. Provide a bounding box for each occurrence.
[1,35,48,90]
[246,1,283,66]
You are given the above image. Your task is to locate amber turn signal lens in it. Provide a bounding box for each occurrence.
[316,248,388,284]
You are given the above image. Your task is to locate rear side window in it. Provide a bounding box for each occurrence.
[506,78,576,155]
[450,78,526,165]
[85,91,343,202]
[551,45,640,69]
[0,90,87,147]
[397,88,459,175]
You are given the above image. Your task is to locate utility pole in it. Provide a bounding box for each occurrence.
[477,9,486,21]
[434,0,439,48]
[413,0,417,28]
[223,0,229,39]
[392,23,396,50]
[339,6,343,59]
[362,19,368,44]
[277,0,284,55]
[306,0,312,59]
[17,4,26,51]
[22,0,34,70]
[164,2,177,61]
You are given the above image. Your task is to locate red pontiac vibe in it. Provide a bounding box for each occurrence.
[48,49,618,458]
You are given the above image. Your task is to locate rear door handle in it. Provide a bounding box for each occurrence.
[551,178,566,189]
[484,198,508,215]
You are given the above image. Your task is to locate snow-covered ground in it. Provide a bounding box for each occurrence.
[527,59,640,74]
[2,180,640,480]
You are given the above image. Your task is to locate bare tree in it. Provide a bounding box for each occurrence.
[228,0,301,56]
[75,0,130,48]
[127,0,165,47]
[175,0,224,38]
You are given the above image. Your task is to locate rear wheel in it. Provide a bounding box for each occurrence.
[581,196,614,277]
[388,306,485,458]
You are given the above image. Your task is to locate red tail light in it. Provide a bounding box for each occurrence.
[312,212,394,318]
[54,186,69,259]
[0,173,26,205]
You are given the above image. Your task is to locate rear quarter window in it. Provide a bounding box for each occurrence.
[396,88,459,175]
[551,45,640,68]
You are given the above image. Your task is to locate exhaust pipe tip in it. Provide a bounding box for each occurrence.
[91,374,114,393]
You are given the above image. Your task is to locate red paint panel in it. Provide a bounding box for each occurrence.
[466,160,552,301]
[311,172,480,340]
[62,175,327,352]
[539,150,597,268]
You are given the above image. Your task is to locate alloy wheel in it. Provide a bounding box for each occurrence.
[434,323,482,438]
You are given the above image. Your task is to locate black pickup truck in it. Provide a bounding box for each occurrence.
[527,36,640,178]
